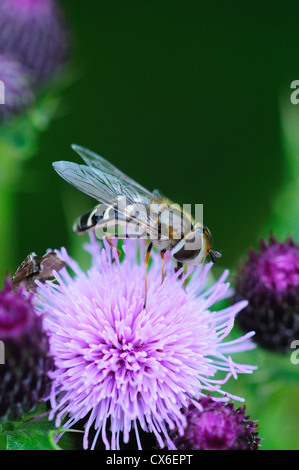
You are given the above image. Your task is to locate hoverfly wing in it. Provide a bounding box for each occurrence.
[71,144,155,199]
[53,159,159,239]
[53,161,108,202]
[71,144,125,176]
[53,160,152,209]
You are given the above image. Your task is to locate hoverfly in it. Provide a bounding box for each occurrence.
[53,145,221,306]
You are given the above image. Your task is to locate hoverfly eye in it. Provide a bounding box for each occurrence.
[173,245,201,263]
[203,225,213,247]
[172,231,202,263]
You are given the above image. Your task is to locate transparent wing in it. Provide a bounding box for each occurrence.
[52,160,159,237]
[71,144,155,199]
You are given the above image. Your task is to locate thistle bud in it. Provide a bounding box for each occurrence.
[0,281,52,421]
[0,55,34,122]
[234,236,299,352]
[0,0,69,83]
[171,397,260,450]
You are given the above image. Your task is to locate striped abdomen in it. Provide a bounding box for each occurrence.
[73,205,106,234]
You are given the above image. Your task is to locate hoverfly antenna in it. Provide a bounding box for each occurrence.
[208,249,222,264]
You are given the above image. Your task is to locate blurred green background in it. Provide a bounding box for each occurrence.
[2,0,299,450]
[15,1,295,268]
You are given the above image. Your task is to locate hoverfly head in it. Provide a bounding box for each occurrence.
[202,226,222,264]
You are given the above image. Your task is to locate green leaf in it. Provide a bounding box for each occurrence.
[0,418,63,451]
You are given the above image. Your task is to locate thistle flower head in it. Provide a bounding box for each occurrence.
[35,236,256,450]
[234,235,299,353]
[0,280,52,421]
[171,396,260,450]
[0,0,69,82]
[0,54,34,122]
[0,280,35,339]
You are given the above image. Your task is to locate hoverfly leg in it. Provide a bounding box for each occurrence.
[105,235,121,264]
[174,263,188,288]
[174,262,184,279]
[143,242,153,310]
[161,249,166,284]
[175,262,187,288]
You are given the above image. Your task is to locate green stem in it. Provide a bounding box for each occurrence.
[0,156,21,284]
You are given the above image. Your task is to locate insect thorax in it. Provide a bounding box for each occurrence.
[149,200,195,250]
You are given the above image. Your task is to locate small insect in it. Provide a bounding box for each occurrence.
[11,252,65,293]
[53,145,221,306]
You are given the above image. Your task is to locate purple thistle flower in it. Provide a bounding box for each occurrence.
[0,280,35,340]
[234,235,299,353]
[0,280,53,421]
[171,396,260,450]
[0,54,34,122]
[0,0,69,83]
[35,236,256,450]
